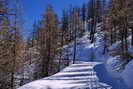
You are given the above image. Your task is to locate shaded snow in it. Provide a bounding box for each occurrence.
[122,60,133,89]
[62,31,105,62]
[105,36,133,89]
[105,56,123,78]
[95,63,128,89]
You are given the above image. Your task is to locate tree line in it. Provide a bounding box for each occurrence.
[104,0,133,63]
[0,0,24,89]
[28,0,106,78]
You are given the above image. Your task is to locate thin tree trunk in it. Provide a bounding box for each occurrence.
[45,37,51,77]
[124,19,128,53]
[11,68,15,89]
[91,16,97,43]
[131,27,133,45]
[91,0,96,43]
[11,11,17,89]
[58,31,64,71]
[121,27,124,58]
[113,24,117,43]
[73,25,77,64]
[110,28,113,45]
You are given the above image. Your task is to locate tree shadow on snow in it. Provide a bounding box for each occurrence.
[94,64,129,89]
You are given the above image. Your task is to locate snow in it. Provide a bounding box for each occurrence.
[62,33,92,61]
[104,35,133,89]
[128,46,133,56]
[18,62,112,89]
[62,31,105,62]
[105,56,123,78]
[94,62,128,89]
[104,55,133,89]
[122,60,133,89]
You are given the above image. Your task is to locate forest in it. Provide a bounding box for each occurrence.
[0,0,133,89]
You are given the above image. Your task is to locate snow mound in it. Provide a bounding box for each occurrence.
[105,55,132,89]
[105,56,123,78]
[122,60,133,89]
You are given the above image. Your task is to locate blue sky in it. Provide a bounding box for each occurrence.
[21,0,88,39]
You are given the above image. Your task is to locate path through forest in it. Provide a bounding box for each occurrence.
[18,61,112,89]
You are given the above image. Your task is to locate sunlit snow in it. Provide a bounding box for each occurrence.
[18,62,111,89]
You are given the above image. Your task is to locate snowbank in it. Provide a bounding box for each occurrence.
[122,60,133,89]
[105,56,122,78]
[105,55,133,89]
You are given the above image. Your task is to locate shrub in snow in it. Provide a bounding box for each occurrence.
[105,56,124,78]
[122,60,133,89]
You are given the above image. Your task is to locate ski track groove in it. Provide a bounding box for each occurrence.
[18,62,112,89]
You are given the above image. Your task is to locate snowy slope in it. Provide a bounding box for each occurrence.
[61,22,132,89]
[122,60,133,89]
[18,22,133,89]
[62,32,105,62]
[18,62,112,89]
[105,37,133,89]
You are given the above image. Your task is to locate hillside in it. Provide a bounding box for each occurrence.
[61,23,133,89]
[18,23,133,89]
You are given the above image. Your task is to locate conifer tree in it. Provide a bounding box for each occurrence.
[35,5,59,77]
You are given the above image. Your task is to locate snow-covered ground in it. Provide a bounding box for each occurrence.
[62,32,105,62]
[122,60,133,88]
[18,62,112,89]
